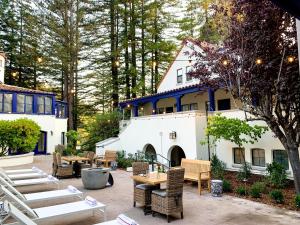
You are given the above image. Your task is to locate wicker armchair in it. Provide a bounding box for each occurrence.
[56,152,73,178]
[52,152,58,176]
[133,162,158,214]
[151,168,185,223]
[81,151,95,169]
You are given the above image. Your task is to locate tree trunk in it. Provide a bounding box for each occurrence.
[130,0,137,98]
[124,2,130,99]
[141,0,146,96]
[286,146,300,193]
[110,0,119,109]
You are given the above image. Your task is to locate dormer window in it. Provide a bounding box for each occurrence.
[186,66,192,81]
[177,68,183,84]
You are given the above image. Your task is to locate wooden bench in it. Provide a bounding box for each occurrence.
[181,158,211,195]
[96,150,117,168]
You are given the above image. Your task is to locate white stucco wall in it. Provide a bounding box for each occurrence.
[0,114,67,154]
[157,40,203,93]
[97,111,206,162]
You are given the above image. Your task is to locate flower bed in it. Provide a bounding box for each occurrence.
[223,171,298,210]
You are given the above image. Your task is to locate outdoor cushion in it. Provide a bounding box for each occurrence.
[152,189,167,197]
[136,184,156,190]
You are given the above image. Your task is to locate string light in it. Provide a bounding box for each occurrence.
[287,56,295,63]
[37,57,43,63]
[141,107,144,110]
[12,72,17,77]
[127,104,130,108]
[255,58,262,65]
[152,61,157,69]
[115,60,120,67]
[70,89,76,94]
[222,60,229,66]
[237,14,245,23]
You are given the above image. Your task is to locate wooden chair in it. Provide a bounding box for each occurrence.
[96,150,117,168]
[56,152,73,178]
[181,159,211,195]
[132,162,157,214]
[151,168,185,223]
[81,151,95,169]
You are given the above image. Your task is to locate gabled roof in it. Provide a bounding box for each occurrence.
[0,84,54,95]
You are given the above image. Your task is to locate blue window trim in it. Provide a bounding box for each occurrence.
[0,90,65,117]
[16,94,34,114]
[55,100,68,118]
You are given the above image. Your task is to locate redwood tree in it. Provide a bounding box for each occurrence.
[192,0,300,192]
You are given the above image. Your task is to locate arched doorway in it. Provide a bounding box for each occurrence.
[170,146,186,167]
[144,144,157,161]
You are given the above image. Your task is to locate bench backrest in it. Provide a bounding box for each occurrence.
[105,150,117,161]
[181,158,211,174]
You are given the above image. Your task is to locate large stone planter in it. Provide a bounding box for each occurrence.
[81,168,110,189]
[0,152,34,167]
[211,179,223,197]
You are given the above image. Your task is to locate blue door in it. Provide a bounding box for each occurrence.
[34,131,47,155]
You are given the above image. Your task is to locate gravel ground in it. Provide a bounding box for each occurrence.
[2,155,300,225]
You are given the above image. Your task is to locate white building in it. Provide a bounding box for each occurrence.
[0,52,68,155]
[97,39,298,177]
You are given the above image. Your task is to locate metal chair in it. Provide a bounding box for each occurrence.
[151,168,185,223]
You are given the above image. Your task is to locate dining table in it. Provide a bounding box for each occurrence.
[131,172,167,186]
[61,156,90,164]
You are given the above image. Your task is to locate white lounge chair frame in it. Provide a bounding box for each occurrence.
[0,172,59,189]
[0,177,82,204]
[2,200,37,225]
[0,185,106,224]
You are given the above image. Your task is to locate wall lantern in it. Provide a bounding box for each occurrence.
[169,131,177,139]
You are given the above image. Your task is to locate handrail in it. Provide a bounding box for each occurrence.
[134,152,171,171]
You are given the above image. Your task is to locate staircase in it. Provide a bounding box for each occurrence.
[134,151,171,172]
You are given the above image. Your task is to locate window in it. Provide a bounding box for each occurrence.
[17,95,25,113]
[218,99,231,110]
[252,148,265,167]
[166,107,173,113]
[25,96,33,114]
[190,103,198,110]
[273,150,289,170]
[1,93,13,113]
[186,66,192,81]
[158,108,164,114]
[61,132,65,145]
[38,96,52,114]
[45,97,52,114]
[233,147,245,164]
[177,68,183,84]
[182,104,189,111]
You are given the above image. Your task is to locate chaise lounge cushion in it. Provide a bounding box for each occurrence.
[152,189,167,197]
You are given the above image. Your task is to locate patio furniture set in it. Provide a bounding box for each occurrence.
[0,165,138,225]
[131,159,212,223]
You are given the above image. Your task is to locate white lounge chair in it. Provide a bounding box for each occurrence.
[0,168,47,180]
[2,200,37,225]
[0,172,59,188]
[2,201,135,225]
[0,185,106,224]
[0,177,83,204]
[1,167,42,175]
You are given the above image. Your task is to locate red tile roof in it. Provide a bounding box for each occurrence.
[0,83,54,95]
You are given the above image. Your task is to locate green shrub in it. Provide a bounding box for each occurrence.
[266,162,287,188]
[116,151,134,168]
[211,154,226,179]
[295,194,300,208]
[269,190,284,203]
[249,183,263,198]
[237,162,252,181]
[236,186,247,196]
[252,182,267,194]
[222,179,232,192]
[0,119,40,156]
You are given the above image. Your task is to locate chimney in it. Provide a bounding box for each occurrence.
[0,51,5,84]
